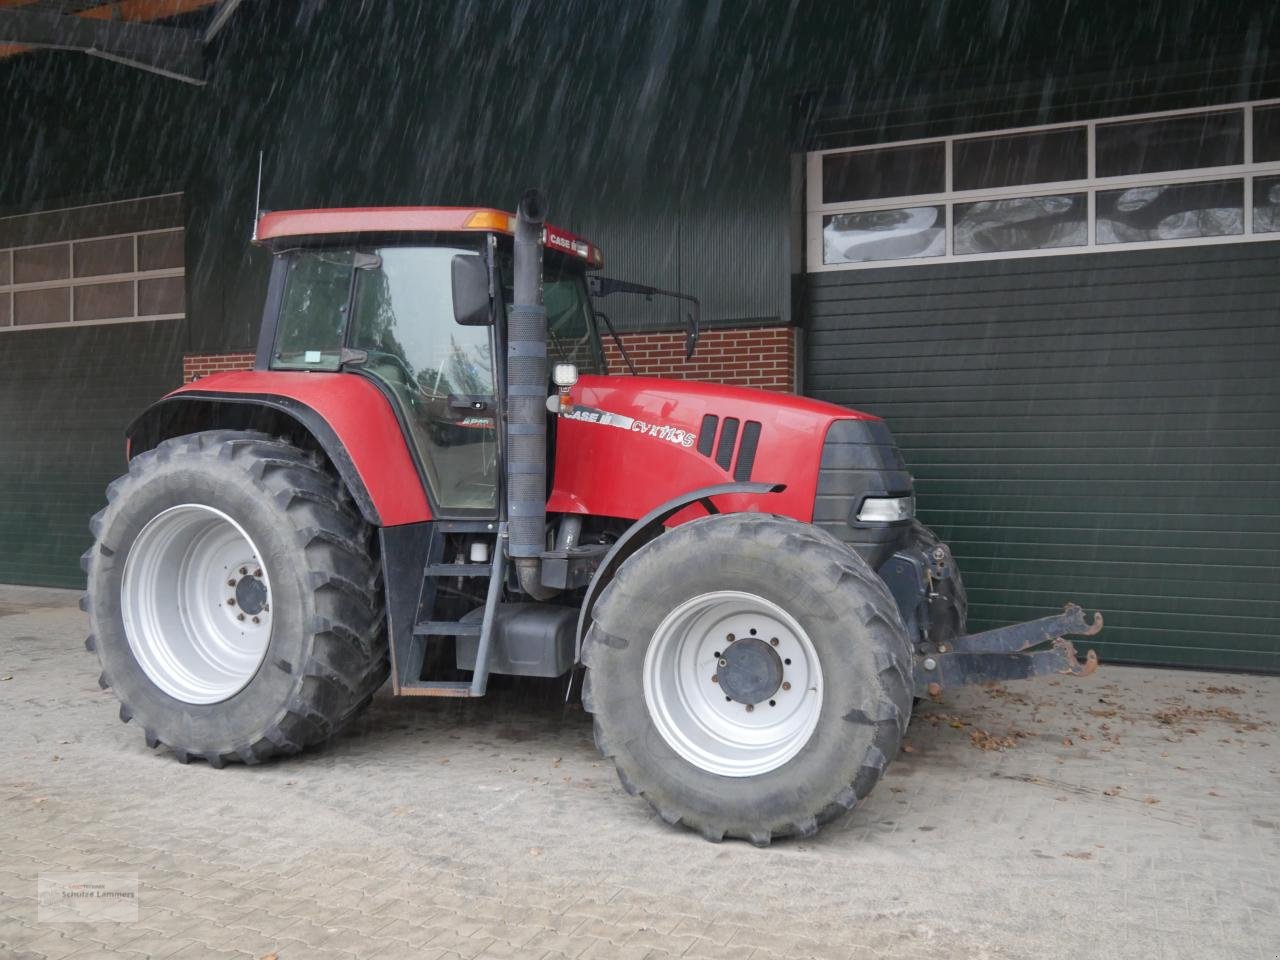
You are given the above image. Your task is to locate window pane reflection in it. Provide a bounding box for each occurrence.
[1096,180,1243,243]
[1254,176,1280,234]
[953,194,1086,254]
[822,143,946,203]
[822,207,945,264]
[953,129,1087,190]
[1096,111,1243,177]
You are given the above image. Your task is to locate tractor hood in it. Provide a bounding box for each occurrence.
[547,375,895,540]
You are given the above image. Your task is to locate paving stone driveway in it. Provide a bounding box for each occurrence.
[1,584,1276,960]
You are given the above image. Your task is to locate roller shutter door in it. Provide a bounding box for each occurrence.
[805,242,1280,671]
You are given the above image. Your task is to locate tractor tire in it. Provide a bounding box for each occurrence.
[581,512,912,845]
[907,519,968,647]
[82,430,388,766]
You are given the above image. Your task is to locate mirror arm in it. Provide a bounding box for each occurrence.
[595,311,638,376]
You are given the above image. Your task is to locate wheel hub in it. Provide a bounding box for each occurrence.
[233,572,268,616]
[717,637,783,704]
[643,590,823,778]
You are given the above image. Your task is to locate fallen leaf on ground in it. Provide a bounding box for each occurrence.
[969,729,1023,751]
[1142,796,1160,805]
[0,675,12,681]
[1103,786,1123,797]
[901,743,915,753]
[1064,851,1093,860]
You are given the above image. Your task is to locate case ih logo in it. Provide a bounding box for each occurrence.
[562,405,695,447]
[545,231,575,252]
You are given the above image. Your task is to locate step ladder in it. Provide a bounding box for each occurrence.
[395,520,506,698]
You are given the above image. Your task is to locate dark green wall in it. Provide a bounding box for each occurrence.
[805,243,1280,672]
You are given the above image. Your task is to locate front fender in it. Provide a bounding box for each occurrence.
[573,481,786,660]
[127,371,431,527]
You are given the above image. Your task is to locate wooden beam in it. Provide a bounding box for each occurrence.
[78,0,221,23]
[0,8,204,83]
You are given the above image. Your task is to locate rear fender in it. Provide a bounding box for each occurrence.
[127,372,431,527]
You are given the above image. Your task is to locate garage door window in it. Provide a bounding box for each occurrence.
[808,99,1280,270]
[0,193,185,330]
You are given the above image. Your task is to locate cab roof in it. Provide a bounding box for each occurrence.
[255,206,604,268]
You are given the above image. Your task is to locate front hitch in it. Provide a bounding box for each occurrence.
[914,603,1102,698]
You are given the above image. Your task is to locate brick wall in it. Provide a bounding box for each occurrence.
[183,352,255,382]
[181,325,797,392]
[602,325,796,392]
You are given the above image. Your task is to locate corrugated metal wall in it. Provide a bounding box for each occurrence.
[804,242,1280,671]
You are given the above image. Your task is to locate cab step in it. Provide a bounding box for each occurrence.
[397,681,476,698]
[390,521,507,698]
[413,620,482,637]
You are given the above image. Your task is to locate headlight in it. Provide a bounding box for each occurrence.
[856,495,915,523]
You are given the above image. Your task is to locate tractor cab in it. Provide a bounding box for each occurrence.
[253,206,608,517]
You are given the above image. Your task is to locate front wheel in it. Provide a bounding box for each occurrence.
[582,513,913,845]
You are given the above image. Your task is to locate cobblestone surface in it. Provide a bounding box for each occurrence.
[1,584,1277,959]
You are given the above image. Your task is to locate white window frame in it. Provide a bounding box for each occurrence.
[0,192,185,331]
[806,97,1280,272]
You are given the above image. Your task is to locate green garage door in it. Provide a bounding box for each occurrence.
[0,321,184,588]
[805,242,1280,672]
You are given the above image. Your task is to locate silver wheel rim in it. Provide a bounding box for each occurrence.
[643,590,823,778]
[120,504,273,705]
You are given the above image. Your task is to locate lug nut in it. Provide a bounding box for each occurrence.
[711,675,719,684]
[252,616,260,624]
[718,658,727,668]
[923,657,938,671]
[253,568,262,577]
[239,567,247,575]
[745,704,754,712]
[781,681,791,691]
[726,633,735,642]
[227,579,236,587]
[227,598,236,606]
[237,613,245,621]
[770,637,779,646]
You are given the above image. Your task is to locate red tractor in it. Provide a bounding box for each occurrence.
[83,191,1100,844]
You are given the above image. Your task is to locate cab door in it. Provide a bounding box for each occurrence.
[346,244,500,516]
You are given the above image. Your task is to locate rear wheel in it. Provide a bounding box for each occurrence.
[582,513,912,844]
[83,430,388,766]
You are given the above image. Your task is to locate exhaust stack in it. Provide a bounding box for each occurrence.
[507,189,557,599]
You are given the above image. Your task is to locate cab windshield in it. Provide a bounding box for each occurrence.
[497,251,603,374]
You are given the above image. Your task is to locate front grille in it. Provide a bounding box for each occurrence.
[814,419,913,569]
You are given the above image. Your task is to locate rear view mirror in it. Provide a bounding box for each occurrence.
[452,254,491,326]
